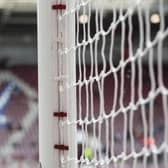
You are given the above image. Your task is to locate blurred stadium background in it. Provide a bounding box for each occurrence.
[0,1,38,167]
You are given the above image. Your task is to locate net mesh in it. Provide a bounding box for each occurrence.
[56,0,168,167]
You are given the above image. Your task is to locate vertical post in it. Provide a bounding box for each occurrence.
[37,0,59,167]
[37,0,77,168]
[66,1,77,167]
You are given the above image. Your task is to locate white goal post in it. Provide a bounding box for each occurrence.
[37,0,77,167]
[38,0,168,168]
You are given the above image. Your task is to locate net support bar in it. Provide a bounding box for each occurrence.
[38,0,59,167]
[37,0,77,168]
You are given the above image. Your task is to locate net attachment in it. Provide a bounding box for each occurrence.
[54,144,69,151]
[53,112,67,118]
[52,4,66,10]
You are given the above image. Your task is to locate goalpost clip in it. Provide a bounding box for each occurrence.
[54,144,69,151]
[53,112,67,118]
[52,4,66,10]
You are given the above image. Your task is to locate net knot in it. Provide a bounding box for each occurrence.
[157,31,164,40]
[146,41,152,48]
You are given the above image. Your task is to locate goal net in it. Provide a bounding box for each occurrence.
[38,0,168,167]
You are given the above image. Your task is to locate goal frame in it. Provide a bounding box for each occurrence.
[37,0,168,168]
[37,0,77,168]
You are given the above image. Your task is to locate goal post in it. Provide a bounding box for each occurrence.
[37,0,77,168]
[37,0,57,167]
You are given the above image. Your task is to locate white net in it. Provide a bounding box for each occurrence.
[52,0,168,167]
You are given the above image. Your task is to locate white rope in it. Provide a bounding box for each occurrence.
[56,0,168,167]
